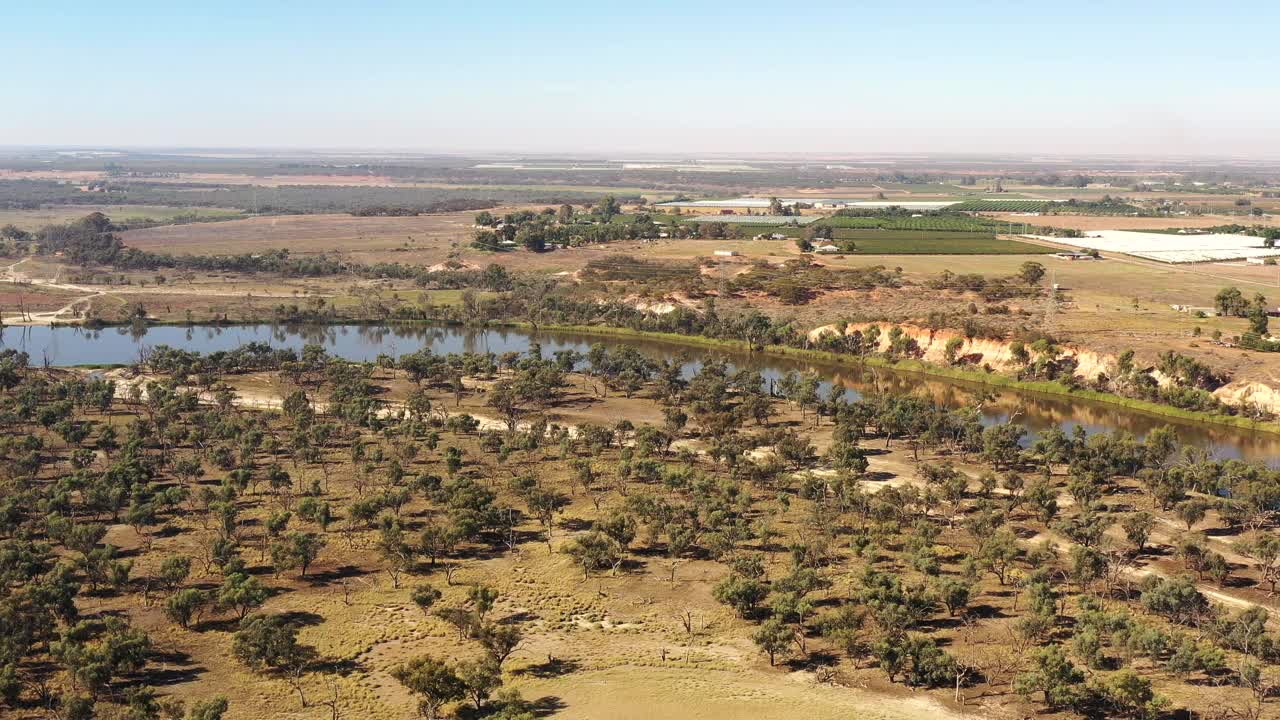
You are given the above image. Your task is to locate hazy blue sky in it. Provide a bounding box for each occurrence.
[4,1,1278,156]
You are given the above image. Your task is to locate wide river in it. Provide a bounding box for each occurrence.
[3,322,1278,463]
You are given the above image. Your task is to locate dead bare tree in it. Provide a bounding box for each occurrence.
[676,609,697,663]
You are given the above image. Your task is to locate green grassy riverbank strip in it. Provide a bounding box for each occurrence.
[516,322,1280,436]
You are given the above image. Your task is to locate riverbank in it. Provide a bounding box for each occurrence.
[15,317,1280,449]
[518,322,1280,436]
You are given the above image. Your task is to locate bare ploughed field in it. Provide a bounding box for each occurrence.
[0,169,443,189]
[134,172,451,188]
[116,209,671,273]
[0,285,86,313]
[119,211,483,261]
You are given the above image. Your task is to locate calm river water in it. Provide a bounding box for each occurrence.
[2,322,1277,463]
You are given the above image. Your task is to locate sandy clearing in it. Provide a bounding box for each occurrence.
[0,259,304,325]
[0,258,105,325]
[512,665,980,720]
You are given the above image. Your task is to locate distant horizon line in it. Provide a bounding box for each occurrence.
[2,144,1279,163]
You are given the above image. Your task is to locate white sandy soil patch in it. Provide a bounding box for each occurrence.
[512,665,979,720]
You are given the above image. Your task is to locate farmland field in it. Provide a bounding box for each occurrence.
[0,204,243,230]
[609,212,680,224]
[948,199,1054,212]
[818,214,1013,232]
[952,198,1145,215]
[827,229,1049,254]
[870,182,977,193]
[690,223,808,237]
[117,211,485,260]
[979,212,1280,231]
[684,214,821,225]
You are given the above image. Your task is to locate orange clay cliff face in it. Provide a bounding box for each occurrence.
[807,322,1280,415]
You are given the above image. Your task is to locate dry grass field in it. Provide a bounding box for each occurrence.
[0,283,89,314]
[0,170,675,202]
[0,169,473,189]
[0,205,242,231]
[118,212,483,261]
[117,213,791,275]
